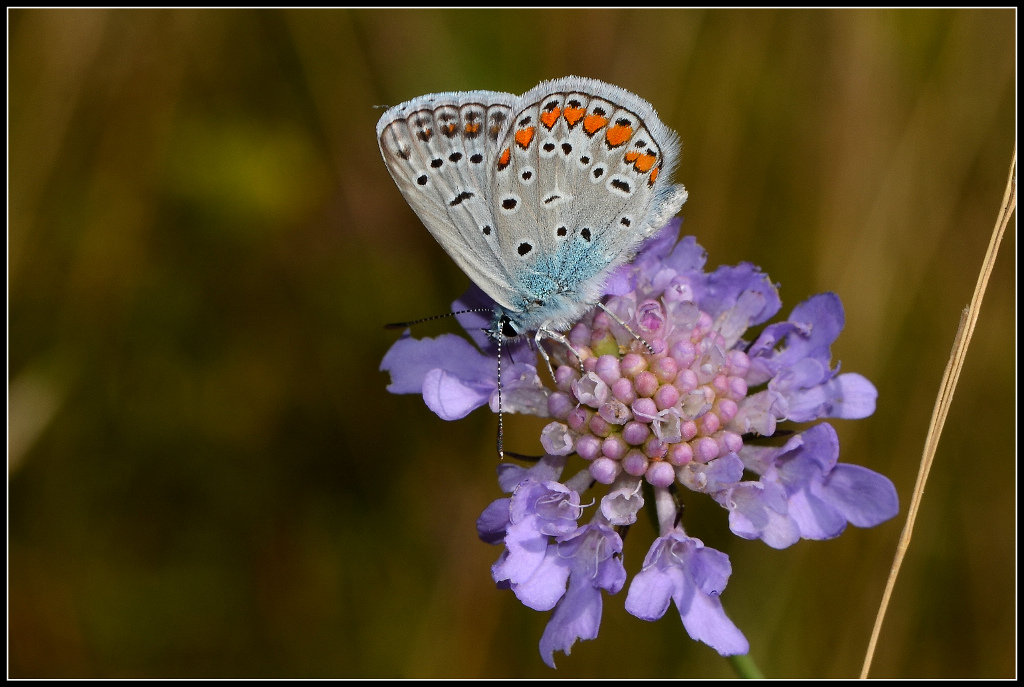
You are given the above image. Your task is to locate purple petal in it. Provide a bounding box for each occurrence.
[676,582,750,656]
[626,534,748,655]
[493,480,583,612]
[683,544,733,596]
[825,373,878,419]
[422,368,492,420]
[538,525,625,668]
[717,481,801,549]
[538,575,603,668]
[745,321,799,384]
[664,234,707,274]
[508,543,571,612]
[380,332,493,394]
[555,525,626,594]
[452,284,498,352]
[693,263,781,326]
[476,497,511,545]
[489,363,550,416]
[715,288,774,348]
[624,563,677,620]
[779,369,877,423]
[640,217,683,259]
[786,485,848,540]
[602,265,637,297]
[819,463,899,528]
[773,292,845,369]
[508,481,580,536]
[495,456,567,493]
[729,390,786,437]
[779,381,836,423]
[775,356,833,392]
[605,226,679,298]
[736,442,778,476]
[496,483,577,587]
[776,423,839,488]
[677,454,745,494]
[493,513,550,587]
[751,424,898,540]
[496,463,529,493]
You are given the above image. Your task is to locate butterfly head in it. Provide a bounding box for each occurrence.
[487,289,587,344]
[487,307,525,344]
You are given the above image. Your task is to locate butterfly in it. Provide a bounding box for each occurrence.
[376,76,687,345]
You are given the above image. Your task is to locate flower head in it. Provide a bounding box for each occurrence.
[383,219,898,668]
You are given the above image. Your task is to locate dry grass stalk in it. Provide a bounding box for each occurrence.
[860,149,1016,678]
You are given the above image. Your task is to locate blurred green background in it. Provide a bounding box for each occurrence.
[8,8,1015,678]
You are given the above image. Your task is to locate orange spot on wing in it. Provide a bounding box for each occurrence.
[515,126,536,149]
[443,123,458,136]
[625,151,641,163]
[583,114,609,135]
[648,166,660,186]
[605,124,633,147]
[464,122,480,134]
[540,107,561,129]
[498,148,511,170]
[563,106,586,127]
[634,153,657,173]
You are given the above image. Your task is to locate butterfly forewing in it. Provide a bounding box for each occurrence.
[377,91,520,310]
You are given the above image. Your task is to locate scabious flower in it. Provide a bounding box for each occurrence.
[381,218,899,668]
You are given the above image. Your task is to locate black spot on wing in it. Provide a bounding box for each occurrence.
[449,191,474,207]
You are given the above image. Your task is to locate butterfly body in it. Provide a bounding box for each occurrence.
[377,76,687,340]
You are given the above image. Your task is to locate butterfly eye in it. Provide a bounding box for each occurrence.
[500,316,518,339]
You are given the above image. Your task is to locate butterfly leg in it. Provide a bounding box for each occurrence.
[533,328,557,381]
[597,302,655,355]
[536,327,585,378]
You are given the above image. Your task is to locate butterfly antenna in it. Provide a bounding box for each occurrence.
[496,333,504,460]
[384,308,493,330]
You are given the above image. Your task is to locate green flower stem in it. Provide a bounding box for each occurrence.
[729,653,764,679]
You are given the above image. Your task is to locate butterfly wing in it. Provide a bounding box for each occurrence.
[376,90,521,311]
[489,76,688,331]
